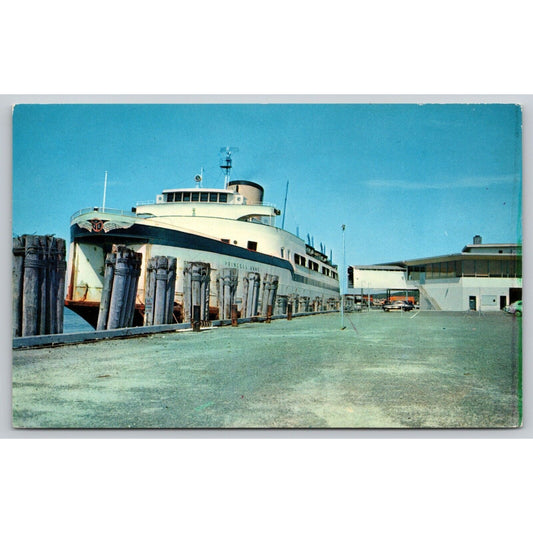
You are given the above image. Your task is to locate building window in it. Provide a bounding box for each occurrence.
[489,260,502,277]
[247,241,257,251]
[476,260,489,277]
[462,260,475,277]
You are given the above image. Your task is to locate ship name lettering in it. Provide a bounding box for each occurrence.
[224,260,259,272]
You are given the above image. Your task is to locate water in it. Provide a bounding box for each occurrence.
[63,307,95,333]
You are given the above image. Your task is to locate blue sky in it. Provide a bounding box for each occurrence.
[12,103,522,266]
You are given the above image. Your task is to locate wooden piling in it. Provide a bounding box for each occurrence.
[107,246,130,329]
[261,274,271,316]
[241,275,249,318]
[166,257,177,323]
[245,272,260,318]
[223,269,232,319]
[231,304,239,326]
[191,263,202,320]
[125,252,142,327]
[144,258,156,326]
[201,264,210,324]
[12,237,25,338]
[268,275,279,310]
[193,304,201,332]
[183,263,191,323]
[47,237,58,334]
[153,256,169,325]
[55,239,66,333]
[21,235,42,337]
[97,252,116,330]
[219,268,237,320]
[38,235,49,335]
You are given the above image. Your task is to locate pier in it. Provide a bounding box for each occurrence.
[12,312,521,429]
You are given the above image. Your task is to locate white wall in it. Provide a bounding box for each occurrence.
[421,277,521,311]
[349,268,407,291]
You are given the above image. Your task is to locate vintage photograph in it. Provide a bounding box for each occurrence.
[11,102,522,428]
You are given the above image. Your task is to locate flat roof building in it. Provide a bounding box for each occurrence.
[348,236,522,312]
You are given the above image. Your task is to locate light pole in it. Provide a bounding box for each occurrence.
[341,224,346,329]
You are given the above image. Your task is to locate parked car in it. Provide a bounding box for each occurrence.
[504,300,522,317]
[382,300,414,312]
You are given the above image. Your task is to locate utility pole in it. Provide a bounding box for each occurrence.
[341,224,346,329]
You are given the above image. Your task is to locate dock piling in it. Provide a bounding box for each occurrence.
[13,235,66,338]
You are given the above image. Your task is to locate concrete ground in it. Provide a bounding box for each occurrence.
[12,311,521,429]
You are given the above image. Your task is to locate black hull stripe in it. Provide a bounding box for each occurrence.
[72,221,294,270]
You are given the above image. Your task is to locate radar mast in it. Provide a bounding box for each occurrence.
[220,146,239,188]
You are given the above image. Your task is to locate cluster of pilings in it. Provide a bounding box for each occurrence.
[97,245,142,330]
[228,271,280,321]
[260,274,279,319]
[12,235,66,337]
[241,272,261,318]
[217,268,239,320]
[144,256,177,326]
[183,262,211,327]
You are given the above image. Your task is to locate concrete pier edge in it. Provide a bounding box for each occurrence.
[13,310,338,349]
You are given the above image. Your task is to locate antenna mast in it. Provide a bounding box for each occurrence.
[220,146,239,188]
[281,180,289,229]
[102,170,108,211]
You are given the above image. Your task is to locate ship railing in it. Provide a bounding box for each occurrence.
[70,206,136,223]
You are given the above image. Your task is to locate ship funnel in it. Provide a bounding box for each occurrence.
[227,180,264,205]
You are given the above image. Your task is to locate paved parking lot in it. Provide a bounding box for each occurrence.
[12,311,521,429]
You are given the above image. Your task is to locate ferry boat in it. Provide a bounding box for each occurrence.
[65,150,340,327]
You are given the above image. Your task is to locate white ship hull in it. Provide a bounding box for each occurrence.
[66,208,340,327]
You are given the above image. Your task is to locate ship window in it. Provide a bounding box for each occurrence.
[219,193,228,203]
[183,192,191,202]
[247,241,257,251]
[192,192,200,202]
[174,192,182,202]
[210,192,218,202]
[166,193,174,202]
[200,192,209,202]
[221,238,230,244]
[294,253,306,267]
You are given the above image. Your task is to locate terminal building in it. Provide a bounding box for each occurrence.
[347,236,522,312]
